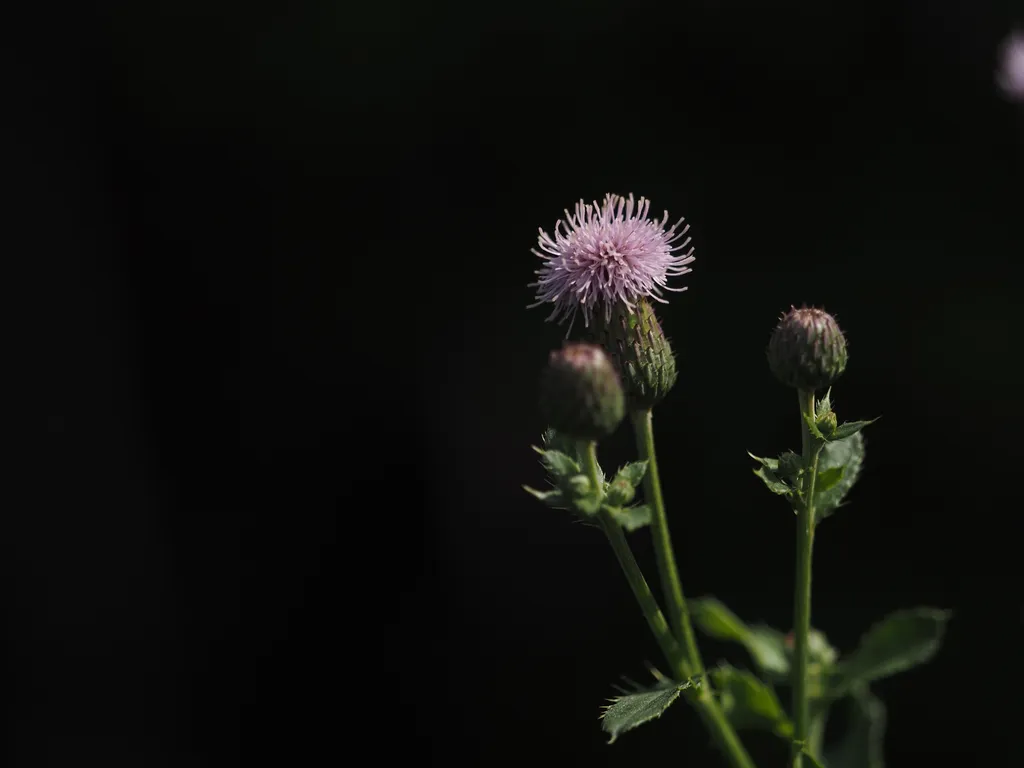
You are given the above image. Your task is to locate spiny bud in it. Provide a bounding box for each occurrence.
[539,343,625,441]
[767,307,848,392]
[590,298,678,409]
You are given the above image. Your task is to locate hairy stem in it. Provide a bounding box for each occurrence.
[792,390,823,768]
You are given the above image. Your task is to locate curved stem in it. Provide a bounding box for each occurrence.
[580,441,685,674]
[628,413,757,768]
[792,390,822,768]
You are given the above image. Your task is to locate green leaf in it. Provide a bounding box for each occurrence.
[830,418,878,441]
[605,503,652,532]
[815,389,833,420]
[834,608,950,694]
[803,411,825,440]
[777,451,803,480]
[565,474,592,498]
[745,626,792,677]
[798,749,826,768]
[747,452,780,471]
[600,679,696,743]
[614,460,649,488]
[571,494,603,516]
[824,686,887,768]
[532,446,580,478]
[814,431,866,520]
[541,428,579,459]
[814,465,845,495]
[605,478,636,506]
[711,665,792,738]
[522,485,567,508]
[692,597,749,640]
[691,598,790,677]
[754,466,793,497]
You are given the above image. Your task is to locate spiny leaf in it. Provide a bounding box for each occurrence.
[541,428,579,459]
[834,608,950,694]
[747,452,780,471]
[600,679,696,744]
[815,389,833,420]
[522,485,567,508]
[753,466,793,496]
[803,411,825,440]
[814,431,866,521]
[711,664,792,738]
[532,446,580,478]
[830,418,879,441]
[613,460,649,488]
[605,503,653,532]
[566,474,592,498]
[571,494,603,516]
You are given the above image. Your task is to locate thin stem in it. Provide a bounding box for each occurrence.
[792,390,822,768]
[628,412,757,768]
[580,441,686,674]
[629,410,698,676]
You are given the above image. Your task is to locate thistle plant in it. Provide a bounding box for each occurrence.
[523,194,949,767]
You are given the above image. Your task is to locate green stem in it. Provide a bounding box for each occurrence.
[580,441,685,674]
[792,390,822,768]
[628,412,757,768]
[629,410,697,676]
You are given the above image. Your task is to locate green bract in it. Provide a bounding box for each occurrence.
[590,298,677,409]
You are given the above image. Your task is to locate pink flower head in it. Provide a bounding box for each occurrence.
[997,30,1024,101]
[528,193,695,333]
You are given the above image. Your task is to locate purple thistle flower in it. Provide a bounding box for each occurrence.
[528,193,695,333]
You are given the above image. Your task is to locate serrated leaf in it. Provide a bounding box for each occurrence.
[605,478,636,506]
[614,460,649,488]
[824,685,887,768]
[712,665,792,737]
[814,465,845,495]
[834,608,950,694]
[803,411,825,440]
[606,503,652,532]
[566,474,592,498]
[532,447,580,478]
[815,389,833,420]
[830,418,878,441]
[571,494,603,516]
[754,466,793,496]
[814,431,866,520]
[600,679,695,743]
[522,485,567,508]
[777,451,803,479]
[541,428,579,458]
[748,452,780,471]
[691,598,790,677]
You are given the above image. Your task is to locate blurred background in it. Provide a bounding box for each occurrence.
[7,1,1022,766]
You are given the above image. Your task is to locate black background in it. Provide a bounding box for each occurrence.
[8,2,1023,766]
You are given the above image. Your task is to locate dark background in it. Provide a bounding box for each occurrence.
[7,1,1022,766]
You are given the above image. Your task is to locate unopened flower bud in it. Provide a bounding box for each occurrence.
[817,409,838,438]
[591,298,678,409]
[767,307,848,392]
[539,343,625,441]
